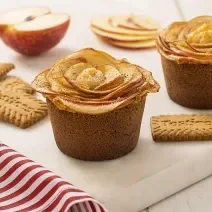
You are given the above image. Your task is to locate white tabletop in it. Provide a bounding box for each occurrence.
[1,0,212,212]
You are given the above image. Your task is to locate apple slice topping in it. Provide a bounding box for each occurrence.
[157,15,212,64]
[32,48,160,114]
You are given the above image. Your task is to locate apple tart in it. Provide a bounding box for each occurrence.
[32,48,159,161]
[156,16,212,109]
[91,15,160,49]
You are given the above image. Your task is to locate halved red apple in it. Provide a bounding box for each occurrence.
[0,7,70,56]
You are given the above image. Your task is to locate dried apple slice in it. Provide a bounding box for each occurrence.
[91,16,157,36]
[189,45,212,53]
[50,79,80,95]
[102,76,143,100]
[31,69,82,97]
[184,16,212,35]
[105,38,155,49]
[186,24,212,45]
[140,68,160,91]
[64,62,92,81]
[156,35,174,55]
[52,92,138,115]
[69,48,117,66]
[65,72,119,95]
[188,16,212,24]
[94,65,124,91]
[48,57,87,80]
[31,69,56,95]
[110,15,160,30]
[75,68,105,90]
[130,15,160,30]
[183,16,212,47]
[173,40,212,58]
[91,25,155,41]
[164,22,186,42]
[118,62,142,81]
[46,58,88,92]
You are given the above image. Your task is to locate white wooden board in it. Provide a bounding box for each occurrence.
[1,1,212,212]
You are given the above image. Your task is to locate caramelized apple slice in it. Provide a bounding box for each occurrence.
[110,15,160,30]
[91,25,156,41]
[52,92,138,115]
[31,69,56,95]
[69,48,116,66]
[105,38,155,49]
[91,16,157,35]
[64,62,92,81]
[94,65,124,91]
[164,22,186,42]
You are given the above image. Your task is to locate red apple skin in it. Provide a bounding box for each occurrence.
[0,19,70,56]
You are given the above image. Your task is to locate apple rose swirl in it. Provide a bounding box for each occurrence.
[32,48,159,115]
[156,16,212,64]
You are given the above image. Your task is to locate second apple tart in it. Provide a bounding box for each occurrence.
[157,16,212,109]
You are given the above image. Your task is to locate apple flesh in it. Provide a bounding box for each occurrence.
[0,7,70,56]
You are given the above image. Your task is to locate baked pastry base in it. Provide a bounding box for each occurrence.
[47,98,146,161]
[161,56,212,109]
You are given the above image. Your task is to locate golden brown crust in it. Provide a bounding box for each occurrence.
[32,48,159,115]
[156,16,212,64]
[47,98,145,161]
[161,56,212,109]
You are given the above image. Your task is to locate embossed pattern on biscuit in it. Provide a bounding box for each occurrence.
[0,76,47,128]
[0,76,35,94]
[151,114,212,141]
[0,63,15,77]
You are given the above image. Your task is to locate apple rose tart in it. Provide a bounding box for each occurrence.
[32,48,159,161]
[156,16,212,109]
[91,15,160,49]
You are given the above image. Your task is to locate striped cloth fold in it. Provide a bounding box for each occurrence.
[0,142,108,212]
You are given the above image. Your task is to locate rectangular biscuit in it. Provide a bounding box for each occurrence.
[151,114,212,142]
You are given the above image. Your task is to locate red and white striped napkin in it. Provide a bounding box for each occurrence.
[0,142,108,212]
